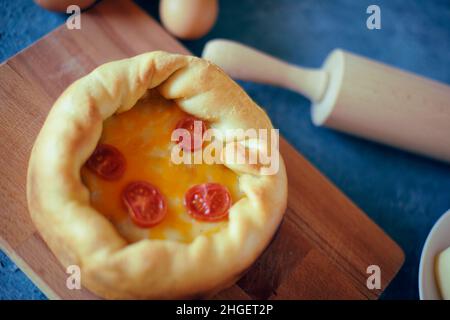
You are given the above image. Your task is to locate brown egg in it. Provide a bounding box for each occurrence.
[160,0,218,40]
[34,0,96,12]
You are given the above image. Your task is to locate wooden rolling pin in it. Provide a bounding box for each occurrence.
[202,39,450,163]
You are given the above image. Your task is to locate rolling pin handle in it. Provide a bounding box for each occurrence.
[202,39,328,102]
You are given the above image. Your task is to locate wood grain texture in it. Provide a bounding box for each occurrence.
[0,0,404,300]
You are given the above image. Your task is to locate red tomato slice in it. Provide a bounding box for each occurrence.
[86,143,126,180]
[122,181,167,228]
[175,116,207,151]
[185,183,232,222]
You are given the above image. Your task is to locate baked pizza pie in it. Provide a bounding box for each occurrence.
[27,51,288,299]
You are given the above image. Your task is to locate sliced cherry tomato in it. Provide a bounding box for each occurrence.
[122,181,167,228]
[175,116,207,152]
[86,143,126,180]
[184,183,232,222]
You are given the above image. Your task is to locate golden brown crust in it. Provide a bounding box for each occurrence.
[27,52,288,299]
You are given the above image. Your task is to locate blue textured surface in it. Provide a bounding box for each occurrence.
[1,0,450,300]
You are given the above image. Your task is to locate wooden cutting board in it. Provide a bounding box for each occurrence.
[0,0,404,300]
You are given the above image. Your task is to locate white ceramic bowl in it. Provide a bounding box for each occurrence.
[419,209,450,300]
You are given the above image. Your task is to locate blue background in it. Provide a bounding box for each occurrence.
[1,0,449,300]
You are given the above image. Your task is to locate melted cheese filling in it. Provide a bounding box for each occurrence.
[81,90,242,243]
